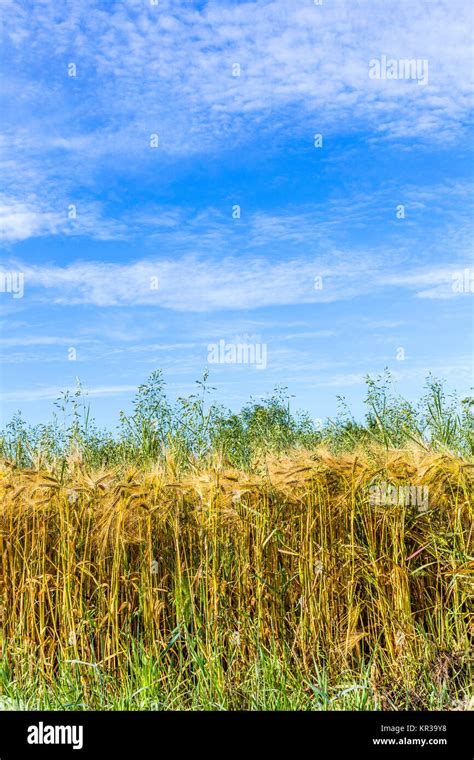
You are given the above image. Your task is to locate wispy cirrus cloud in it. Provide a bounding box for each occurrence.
[4,0,472,147]
[2,176,473,247]
[1,0,472,244]
[380,266,474,300]
[4,252,472,311]
[6,254,357,310]
[0,195,127,243]
[0,384,138,403]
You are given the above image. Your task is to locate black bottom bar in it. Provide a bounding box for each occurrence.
[0,710,471,758]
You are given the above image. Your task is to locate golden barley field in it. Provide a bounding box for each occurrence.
[1,446,472,710]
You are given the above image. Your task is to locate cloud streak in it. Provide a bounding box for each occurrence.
[4,252,471,311]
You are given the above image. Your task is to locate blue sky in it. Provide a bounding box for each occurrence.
[1,0,473,428]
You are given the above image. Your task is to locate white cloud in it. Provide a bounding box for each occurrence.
[13,254,350,310]
[0,336,96,347]
[0,384,137,403]
[380,265,474,299]
[317,372,367,388]
[0,195,126,243]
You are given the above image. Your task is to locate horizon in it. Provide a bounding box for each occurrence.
[0,366,470,436]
